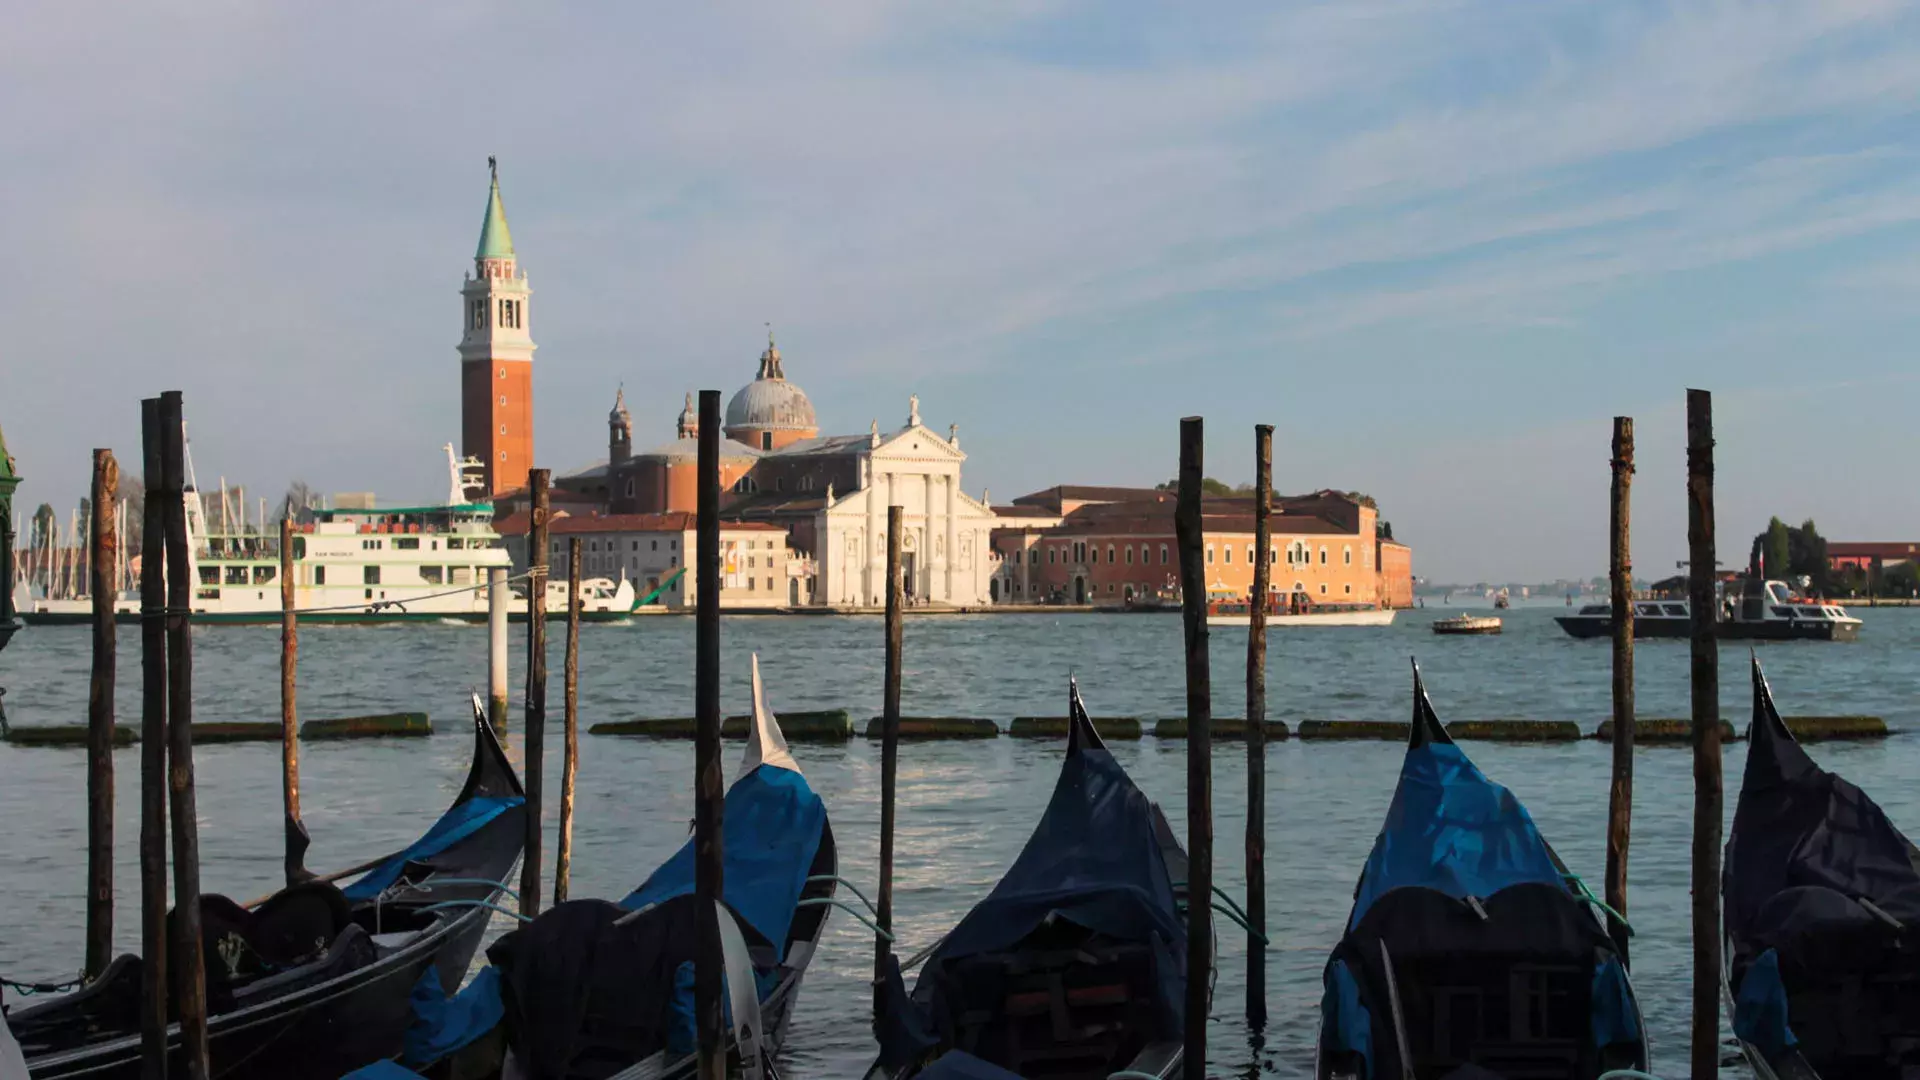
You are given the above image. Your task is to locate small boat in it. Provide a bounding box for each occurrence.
[1493,588,1511,610]
[12,700,526,1079]
[1317,666,1648,1080]
[868,679,1207,1079]
[1207,589,1397,628]
[467,655,838,1079]
[1432,615,1502,635]
[1724,657,1920,1079]
[1557,575,1860,642]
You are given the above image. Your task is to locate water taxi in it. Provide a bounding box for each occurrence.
[1554,578,1861,642]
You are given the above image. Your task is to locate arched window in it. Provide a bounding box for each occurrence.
[1319,546,1329,565]
[1160,544,1169,564]
[1343,545,1353,566]
[1107,544,1116,563]
[1125,546,1134,565]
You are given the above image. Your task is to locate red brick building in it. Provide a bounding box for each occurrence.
[991,489,1412,608]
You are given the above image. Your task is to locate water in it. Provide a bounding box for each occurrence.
[3,605,1918,1077]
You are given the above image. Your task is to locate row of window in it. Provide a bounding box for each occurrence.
[998,579,1356,598]
[1027,541,1362,568]
[468,298,524,331]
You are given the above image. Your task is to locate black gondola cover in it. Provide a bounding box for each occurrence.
[878,683,1187,1073]
[1725,658,1920,1064]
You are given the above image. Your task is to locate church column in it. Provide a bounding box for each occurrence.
[864,466,879,606]
[944,474,957,603]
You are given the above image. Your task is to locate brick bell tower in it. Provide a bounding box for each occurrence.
[460,157,536,495]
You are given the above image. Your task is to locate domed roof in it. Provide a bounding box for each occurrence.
[724,338,817,434]
[632,436,761,465]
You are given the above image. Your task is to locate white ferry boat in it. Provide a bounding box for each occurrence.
[23,448,636,625]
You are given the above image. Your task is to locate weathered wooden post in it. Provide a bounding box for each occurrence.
[694,389,726,1080]
[522,469,551,917]
[1604,417,1635,960]
[874,504,904,1022]
[487,567,509,730]
[159,390,210,1078]
[1174,416,1213,1080]
[1686,389,1722,1080]
[556,536,582,905]
[137,400,169,1079]
[281,514,308,885]
[86,448,118,982]
[1245,424,1271,1024]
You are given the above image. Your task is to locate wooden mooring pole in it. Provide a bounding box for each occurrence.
[693,389,726,1080]
[1174,416,1213,1080]
[522,469,551,917]
[1245,424,1271,1025]
[86,448,118,982]
[1686,389,1722,1080]
[1604,417,1635,961]
[874,504,904,1023]
[137,400,169,1079]
[159,390,210,1079]
[487,567,509,732]
[281,514,308,885]
[556,536,581,905]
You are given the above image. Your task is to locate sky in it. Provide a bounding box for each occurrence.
[5,0,1920,583]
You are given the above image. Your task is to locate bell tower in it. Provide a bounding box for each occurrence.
[459,157,536,495]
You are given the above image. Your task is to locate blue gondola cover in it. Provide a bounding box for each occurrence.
[1590,955,1640,1050]
[917,1050,1030,1079]
[1731,948,1798,1059]
[400,965,503,1066]
[1348,738,1562,927]
[342,795,525,901]
[620,763,826,957]
[1320,958,1372,1077]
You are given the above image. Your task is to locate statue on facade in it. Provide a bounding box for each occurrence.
[908,394,921,427]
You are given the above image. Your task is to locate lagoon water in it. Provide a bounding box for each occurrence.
[3,603,1917,1076]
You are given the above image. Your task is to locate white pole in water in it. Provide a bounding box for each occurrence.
[488,567,509,731]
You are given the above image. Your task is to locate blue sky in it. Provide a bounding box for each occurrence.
[5,0,1919,581]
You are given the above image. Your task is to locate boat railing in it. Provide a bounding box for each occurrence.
[794,897,892,941]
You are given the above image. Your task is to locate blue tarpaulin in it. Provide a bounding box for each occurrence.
[1348,740,1563,928]
[340,1062,428,1079]
[1732,948,1799,1060]
[343,795,524,901]
[620,764,826,957]
[1590,956,1641,1050]
[400,964,503,1066]
[1320,958,1372,1079]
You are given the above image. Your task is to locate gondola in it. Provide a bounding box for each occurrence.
[1317,665,1647,1080]
[867,678,1205,1080]
[450,654,839,1080]
[9,697,526,1080]
[1725,657,1920,1079]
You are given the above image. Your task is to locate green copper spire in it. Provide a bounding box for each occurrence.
[0,416,17,496]
[476,155,515,261]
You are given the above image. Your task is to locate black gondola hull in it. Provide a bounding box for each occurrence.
[1557,614,1859,641]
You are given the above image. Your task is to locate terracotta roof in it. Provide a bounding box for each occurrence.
[1011,485,1169,509]
[495,511,784,536]
[1828,542,1920,559]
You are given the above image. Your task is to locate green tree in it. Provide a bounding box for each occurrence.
[1795,519,1830,593]
[30,503,53,547]
[1764,517,1790,581]
[1155,477,1236,496]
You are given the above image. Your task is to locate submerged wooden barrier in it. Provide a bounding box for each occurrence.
[1297,720,1406,740]
[1596,718,1736,743]
[1010,715,1144,740]
[591,708,854,741]
[1152,717,1291,740]
[5,724,139,747]
[195,722,284,744]
[863,716,998,739]
[299,713,432,740]
[1296,720,1582,741]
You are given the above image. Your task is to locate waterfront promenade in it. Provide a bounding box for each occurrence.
[2,606,1914,1075]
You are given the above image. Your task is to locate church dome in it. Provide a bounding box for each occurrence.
[724,338,817,435]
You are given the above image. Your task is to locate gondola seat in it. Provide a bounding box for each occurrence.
[5,954,144,1056]
[939,929,1164,1079]
[174,881,357,1010]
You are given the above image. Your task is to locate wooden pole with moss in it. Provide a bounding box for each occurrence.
[160,390,211,1079]
[137,399,169,1079]
[556,535,581,904]
[1686,389,1722,1080]
[281,514,308,885]
[1175,415,1212,1080]
[86,448,118,981]
[522,469,551,917]
[875,504,904,1023]
[694,389,726,1080]
[1245,423,1271,1024]
[1604,416,1634,960]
